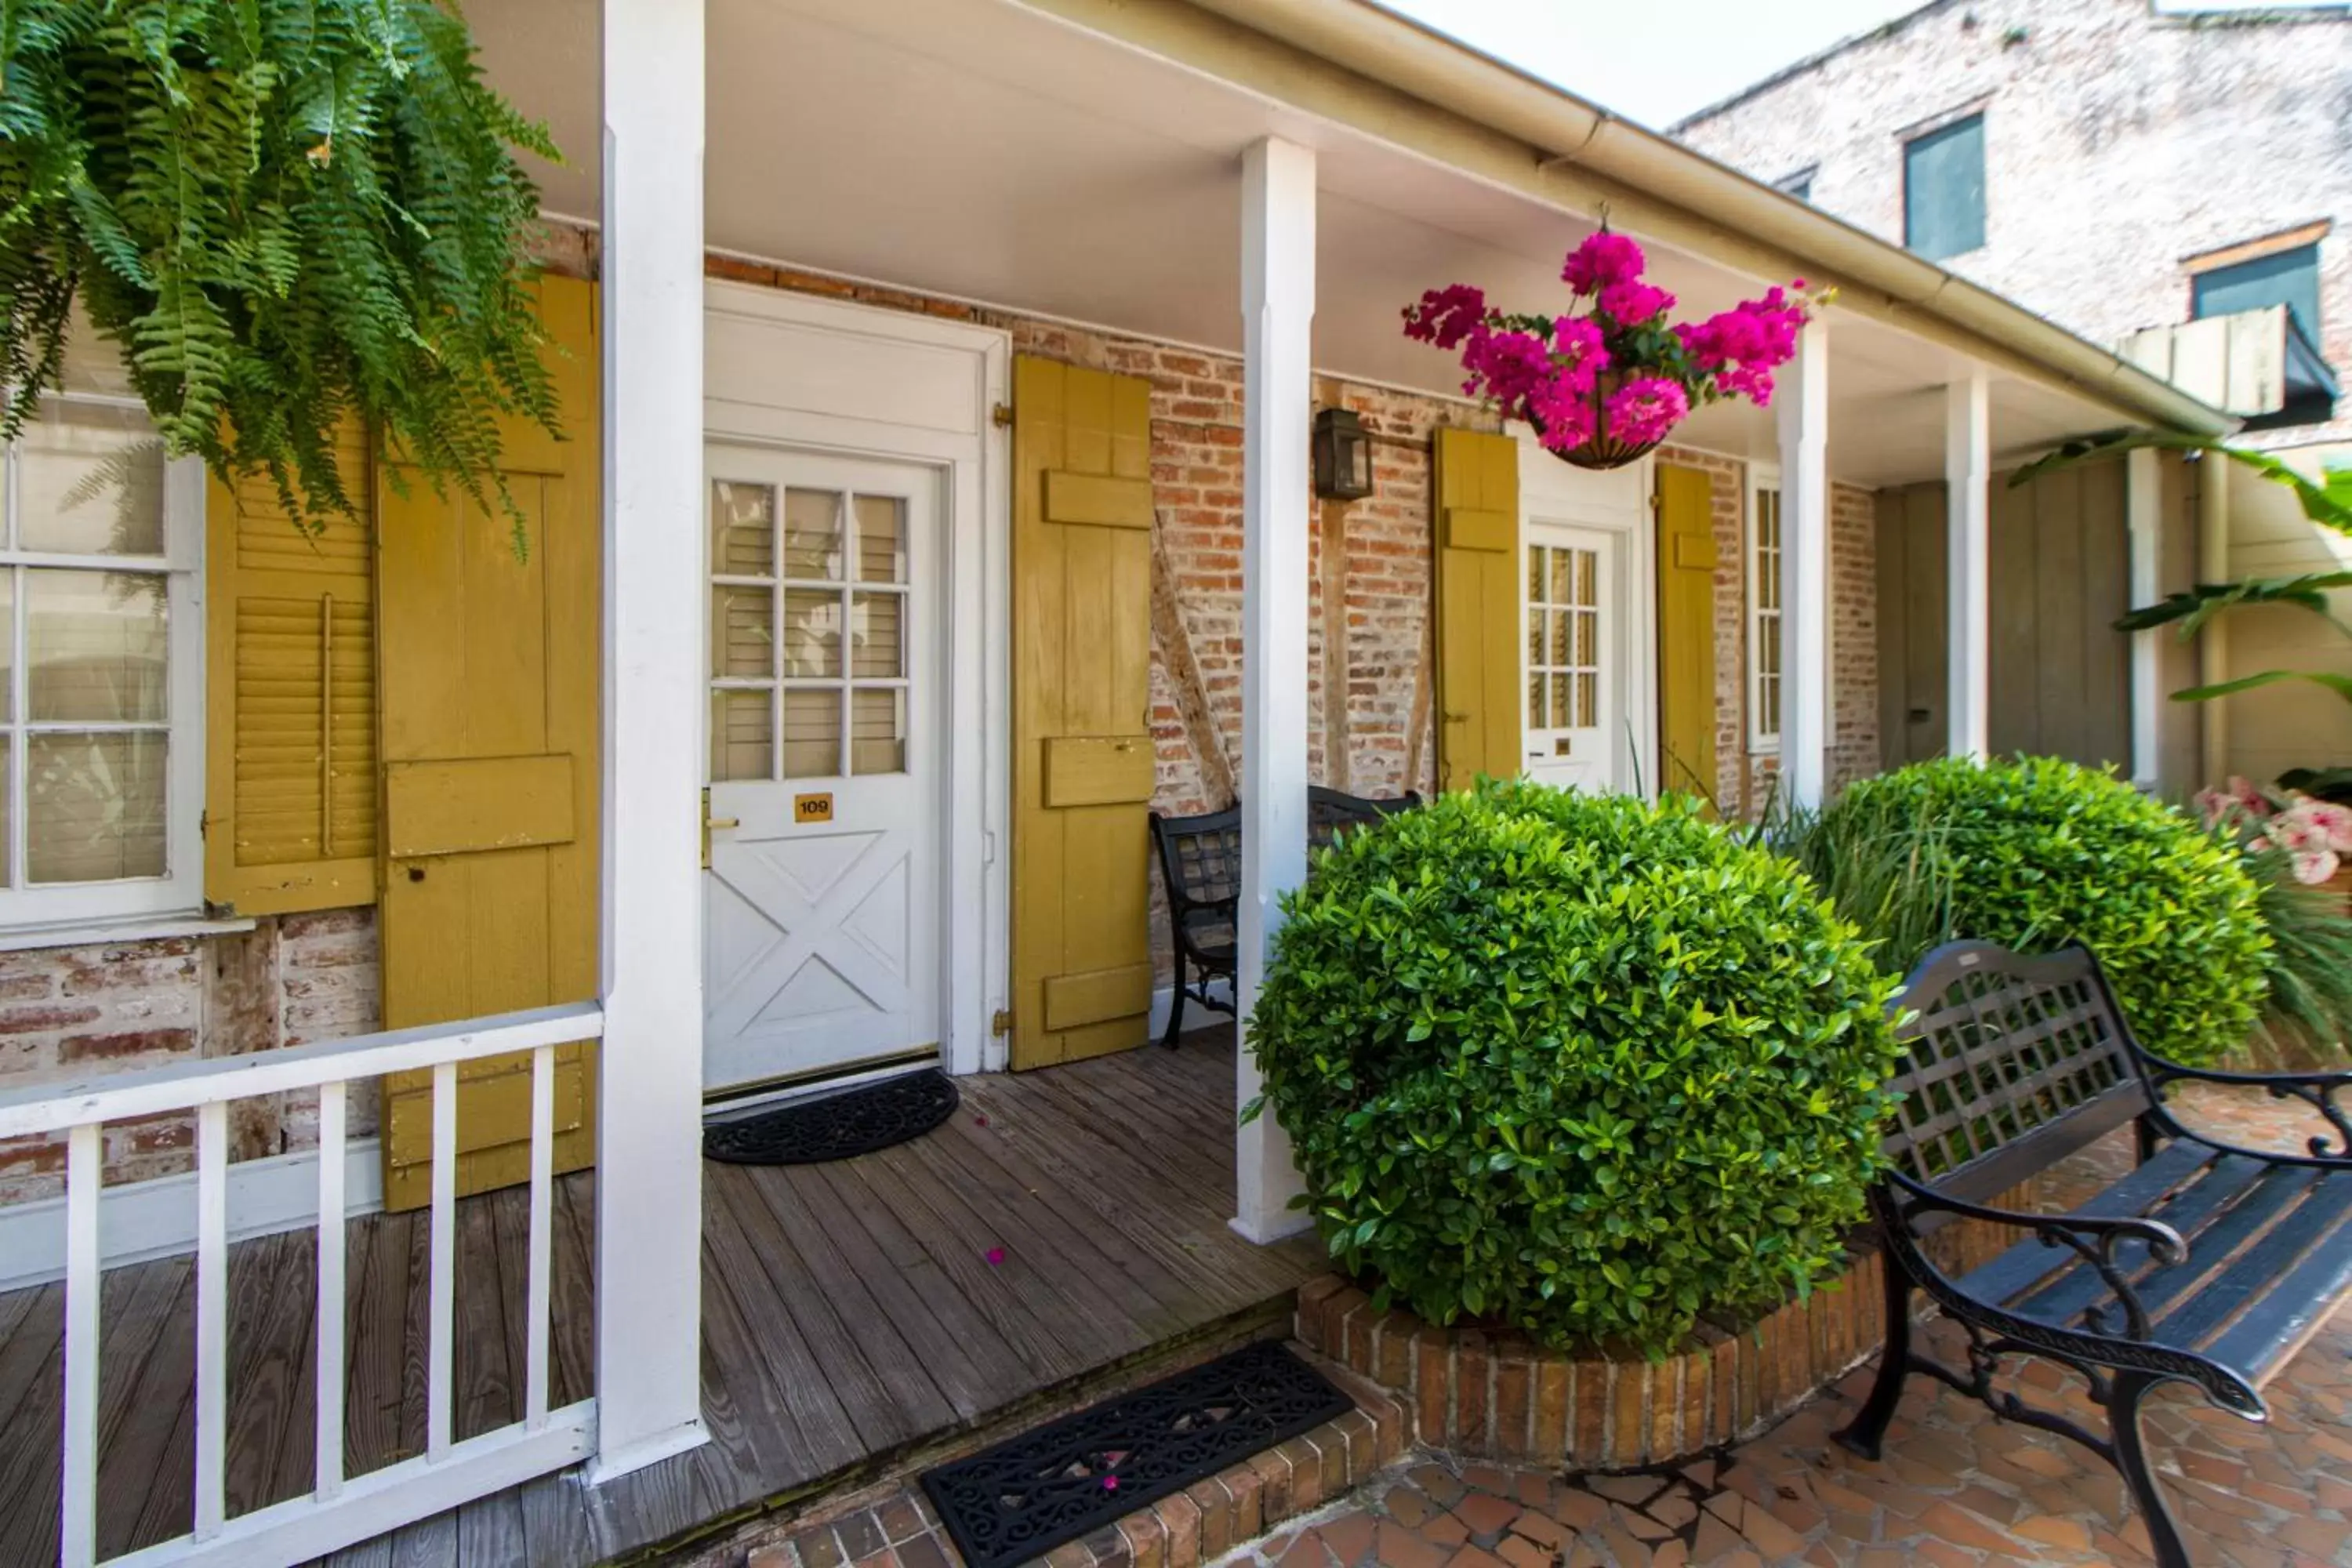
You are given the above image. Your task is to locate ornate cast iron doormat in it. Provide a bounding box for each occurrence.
[920,1339,1352,1568]
[702,1069,960,1164]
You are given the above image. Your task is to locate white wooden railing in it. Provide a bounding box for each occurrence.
[0,1002,606,1568]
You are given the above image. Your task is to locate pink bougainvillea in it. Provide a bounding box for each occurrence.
[1405,229,1824,458]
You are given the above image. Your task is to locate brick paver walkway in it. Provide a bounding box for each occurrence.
[1227,1302,2352,1567]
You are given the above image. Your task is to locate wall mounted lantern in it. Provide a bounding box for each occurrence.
[1312,407,1374,500]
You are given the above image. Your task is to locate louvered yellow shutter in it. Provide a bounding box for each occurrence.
[203,427,379,915]
[1433,428,1522,790]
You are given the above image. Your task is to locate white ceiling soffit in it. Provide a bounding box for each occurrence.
[466,0,2170,485]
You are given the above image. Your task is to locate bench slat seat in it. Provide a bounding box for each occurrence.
[1953,1150,2352,1388]
[1841,940,2352,1568]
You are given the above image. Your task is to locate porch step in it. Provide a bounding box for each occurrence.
[720,1345,1409,1568]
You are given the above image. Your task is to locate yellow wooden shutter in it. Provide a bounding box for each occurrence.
[376,276,600,1211]
[1009,356,1156,1069]
[1656,462,1719,801]
[1433,427,1521,791]
[203,425,379,915]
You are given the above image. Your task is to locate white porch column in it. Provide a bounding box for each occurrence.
[590,0,710,1483]
[2125,446,2164,788]
[1233,136,1315,1245]
[1944,372,1993,761]
[1775,318,1831,808]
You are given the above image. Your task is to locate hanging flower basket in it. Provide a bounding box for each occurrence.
[1535,372,1664,471]
[1403,230,1826,466]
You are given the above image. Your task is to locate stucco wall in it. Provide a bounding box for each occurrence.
[1678,0,2352,445]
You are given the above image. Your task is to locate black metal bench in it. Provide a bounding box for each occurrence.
[1839,940,2352,1568]
[1147,788,1420,1051]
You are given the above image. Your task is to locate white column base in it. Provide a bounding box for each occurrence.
[582,1416,709,1488]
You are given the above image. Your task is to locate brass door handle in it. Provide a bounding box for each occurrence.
[701,786,740,869]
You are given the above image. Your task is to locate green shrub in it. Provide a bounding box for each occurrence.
[2246,849,2352,1068]
[1249,782,1901,1354]
[1797,757,2269,1065]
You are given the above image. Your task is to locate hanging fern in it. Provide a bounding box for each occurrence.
[0,0,561,538]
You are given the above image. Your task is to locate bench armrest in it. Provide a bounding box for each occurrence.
[2131,1054,2352,1165]
[1883,1166,2186,1339]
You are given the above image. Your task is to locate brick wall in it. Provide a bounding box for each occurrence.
[0,911,383,1206]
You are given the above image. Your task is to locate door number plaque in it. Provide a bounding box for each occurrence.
[794,792,836,824]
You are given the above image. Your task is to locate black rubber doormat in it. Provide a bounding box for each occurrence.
[702,1068,959,1164]
[920,1339,1352,1568]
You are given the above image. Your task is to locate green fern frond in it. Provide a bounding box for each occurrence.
[0,0,561,531]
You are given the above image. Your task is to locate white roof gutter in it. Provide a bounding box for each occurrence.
[1186,0,2234,439]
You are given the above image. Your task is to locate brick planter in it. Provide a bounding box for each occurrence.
[1293,1255,1889,1470]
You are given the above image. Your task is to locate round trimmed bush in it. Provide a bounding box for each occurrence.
[1809,756,2269,1066]
[1250,782,1901,1354]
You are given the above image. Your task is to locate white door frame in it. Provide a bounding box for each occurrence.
[1513,426,1658,797]
[702,281,1011,1077]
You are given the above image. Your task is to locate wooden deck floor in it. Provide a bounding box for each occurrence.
[0,1029,1322,1567]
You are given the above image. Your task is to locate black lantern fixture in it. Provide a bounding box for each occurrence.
[1312,407,1375,500]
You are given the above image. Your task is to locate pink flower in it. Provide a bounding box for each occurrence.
[985,1247,1005,1266]
[1603,377,1690,446]
[1460,327,1554,408]
[1598,279,1675,325]
[2292,848,2343,886]
[1552,315,1610,376]
[1103,1477,1120,1492]
[1402,285,1490,350]
[1562,230,1645,294]
[2298,799,2352,852]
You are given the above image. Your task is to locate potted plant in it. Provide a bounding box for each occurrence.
[1402,229,1823,469]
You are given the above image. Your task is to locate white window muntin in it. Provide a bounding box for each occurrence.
[0,391,204,931]
[1747,467,1782,753]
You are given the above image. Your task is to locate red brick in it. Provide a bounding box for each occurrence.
[0,1004,101,1035]
[58,1028,196,1063]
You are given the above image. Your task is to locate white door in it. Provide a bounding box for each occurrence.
[703,445,943,1092]
[1523,523,1624,793]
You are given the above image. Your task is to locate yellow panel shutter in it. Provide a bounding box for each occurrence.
[1655,462,1719,801]
[376,275,601,1210]
[203,425,379,915]
[1432,427,1521,791]
[1009,355,1156,1069]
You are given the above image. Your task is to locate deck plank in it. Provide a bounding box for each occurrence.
[740,1163,963,1428]
[547,1175,597,1412]
[705,1160,924,1453]
[894,1116,1180,1335]
[98,1255,198,1561]
[847,1143,1106,1385]
[803,1156,1039,1399]
[225,1228,321,1519]
[453,1187,517,1443]
[958,1074,1292,1300]
[697,1170,864,1475]
[347,1207,420,1478]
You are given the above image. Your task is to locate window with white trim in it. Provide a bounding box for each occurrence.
[0,391,204,931]
[1747,476,1783,753]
